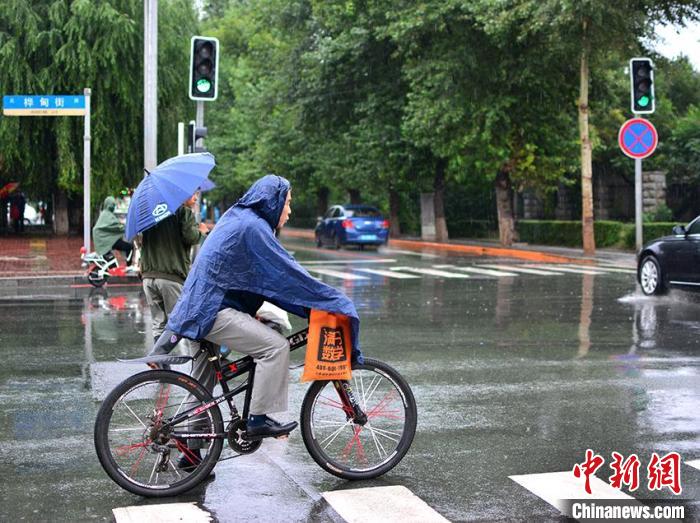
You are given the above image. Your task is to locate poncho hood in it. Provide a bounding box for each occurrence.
[103,196,116,212]
[236,174,289,230]
[167,175,362,360]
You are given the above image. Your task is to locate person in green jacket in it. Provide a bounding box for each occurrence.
[93,196,133,264]
[140,191,210,342]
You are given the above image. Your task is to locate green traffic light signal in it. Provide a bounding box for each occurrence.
[196,78,211,93]
[629,58,655,114]
[189,36,219,101]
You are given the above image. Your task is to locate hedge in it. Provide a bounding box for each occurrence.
[517,220,678,249]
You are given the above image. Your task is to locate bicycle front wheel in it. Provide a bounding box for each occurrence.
[94,370,224,497]
[300,357,417,480]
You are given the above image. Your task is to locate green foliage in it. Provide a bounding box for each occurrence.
[518,219,679,248]
[0,0,198,212]
[643,203,674,222]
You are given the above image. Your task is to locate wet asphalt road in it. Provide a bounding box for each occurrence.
[0,238,698,522]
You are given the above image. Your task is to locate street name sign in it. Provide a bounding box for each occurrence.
[618,118,658,159]
[2,95,86,116]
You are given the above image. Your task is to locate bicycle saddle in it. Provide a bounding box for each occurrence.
[117,354,193,365]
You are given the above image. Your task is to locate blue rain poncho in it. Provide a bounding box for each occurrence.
[167,175,362,362]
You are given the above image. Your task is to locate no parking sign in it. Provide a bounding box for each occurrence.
[618,118,658,159]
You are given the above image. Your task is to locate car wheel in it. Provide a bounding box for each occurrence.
[639,256,666,296]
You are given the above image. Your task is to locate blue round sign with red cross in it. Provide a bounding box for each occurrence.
[618,118,658,159]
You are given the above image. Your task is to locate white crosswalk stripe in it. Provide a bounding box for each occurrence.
[523,264,605,275]
[478,264,563,276]
[302,258,397,265]
[563,263,636,274]
[510,471,640,519]
[433,264,519,277]
[382,248,441,259]
[354,268,421,279]
[390,266,471,278]
[114,502,212,522]
[597,262,637,270]
[307,268,370,280]
[323,486,449,523]
[687,459,700,471]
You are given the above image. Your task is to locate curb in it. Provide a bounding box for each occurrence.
[281,229,584,264]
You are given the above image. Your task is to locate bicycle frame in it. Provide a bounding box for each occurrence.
[160,327,367,440]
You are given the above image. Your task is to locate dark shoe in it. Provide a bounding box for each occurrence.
[177,449,201,472]
[245,416,298,440]
[177,450,215,478]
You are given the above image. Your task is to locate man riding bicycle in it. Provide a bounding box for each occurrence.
[150,175,362,453]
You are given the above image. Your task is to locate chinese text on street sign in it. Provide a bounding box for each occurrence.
[2,95,86,116]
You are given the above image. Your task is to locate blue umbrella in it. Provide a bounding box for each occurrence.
[125,152,216,240]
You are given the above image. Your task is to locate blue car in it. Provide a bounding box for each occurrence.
[315,204,390,249]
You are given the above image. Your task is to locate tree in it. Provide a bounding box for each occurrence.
[518,0,700,254]
[0,0,198,232]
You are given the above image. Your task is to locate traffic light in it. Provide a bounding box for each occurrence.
[629,58,655,114]
[189,36,219,101]
[187,120,208,153]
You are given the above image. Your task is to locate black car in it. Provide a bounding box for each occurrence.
[637,216,700,295]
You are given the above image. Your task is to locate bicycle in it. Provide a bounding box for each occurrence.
[93,327,417,497]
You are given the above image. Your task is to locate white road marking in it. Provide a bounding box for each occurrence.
[308,268,371,280]
[510,471,638,518]
[382,248,441,259]
[478,264,563,276]
[687,459,700,471]
[597,262,637,270]
[563,263,636,274]
[433,264,519,277]
[113,502,212,522]
[355,268,421,279]
[301,258,397,265]
[390,266,470,278]
[323,486,449,523]
[523,264,605,276]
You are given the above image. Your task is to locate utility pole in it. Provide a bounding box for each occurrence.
[144,0,158,173]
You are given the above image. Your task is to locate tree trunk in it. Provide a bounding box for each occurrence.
[579,19,595,255]
[434,159,448,241]
[316,186,329,217]
[54,190,69,235]
[348,188,361,205]
[389,188,401,237]
[495,167,515,246]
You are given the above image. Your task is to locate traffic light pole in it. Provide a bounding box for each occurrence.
[144,0,158,173]
[193,101,204,260]
[195,101,204,150]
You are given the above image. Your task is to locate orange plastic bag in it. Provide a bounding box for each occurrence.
[301,310,353,382]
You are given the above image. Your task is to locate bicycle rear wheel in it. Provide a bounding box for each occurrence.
[94,370,224,497]
[300,357,417,480]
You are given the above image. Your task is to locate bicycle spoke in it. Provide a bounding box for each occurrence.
[120,400,148,429]
[148,455,159,484]
[364,423,400,441]
[320,418,353,449]
[114,440,150,457]
[367,421,387,457]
